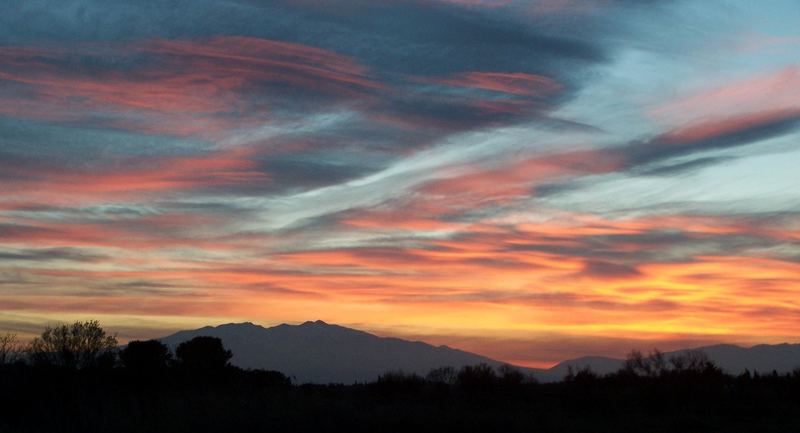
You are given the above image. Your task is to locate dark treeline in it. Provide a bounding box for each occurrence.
[2,322,800,433]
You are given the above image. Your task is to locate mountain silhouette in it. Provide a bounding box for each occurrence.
[159,320,538,383]
[159,321,800,383]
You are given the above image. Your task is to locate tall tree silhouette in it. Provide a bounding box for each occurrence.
[0,333,19,365]
[175,336,232,369]
[27,320,117,368]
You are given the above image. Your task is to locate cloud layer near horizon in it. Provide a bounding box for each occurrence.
[1,0,799,367]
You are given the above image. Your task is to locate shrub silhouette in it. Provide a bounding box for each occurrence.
[27,320,117,368]
[669,350,720,374]
[622,349,668,377]
[426,366,457,384]
[497,364,530,386]
[377,370,425,384]
[373,371,426,398]
[565,365,598,382]
[456,363,498,393]
[175,336,232,369]
[120,339,172,370]
[622,348,721,378]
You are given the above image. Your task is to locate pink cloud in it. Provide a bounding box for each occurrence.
[0,37,380,136]
[2,146,266,205]
[419,148,622,208]
[652,65,800,127]
[415,71,561,97]
[660,108,800,144]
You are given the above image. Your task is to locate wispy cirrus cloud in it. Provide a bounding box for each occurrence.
[0,36,381,136]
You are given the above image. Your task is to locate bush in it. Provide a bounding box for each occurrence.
[175,336,232,370]
[120,340,172,370]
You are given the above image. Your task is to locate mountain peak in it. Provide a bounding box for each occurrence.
[300,320,329,327]
[217,321,264,330]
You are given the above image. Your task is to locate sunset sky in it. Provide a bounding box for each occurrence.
[1,0,799,367]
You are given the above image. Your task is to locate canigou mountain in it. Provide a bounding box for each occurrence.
[159,321,800,383]
[159,321,515,383]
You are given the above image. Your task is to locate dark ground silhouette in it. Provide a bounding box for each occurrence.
[1,325,799,433]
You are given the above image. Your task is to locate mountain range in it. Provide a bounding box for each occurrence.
[160,320,506,383]
[159,321,800,383]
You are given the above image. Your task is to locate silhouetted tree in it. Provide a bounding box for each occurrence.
[498,364,530,386]
[119,339,172,370]
[622,348,721,378]
[27,320,117,368]
[426,366,457,384]
[377,371,424,384]
[248,369,292,388]
[175,336,232,369]
[565,365,598,382]
[649,349,667,375]
[373,371,426,397]
[456,363,498,392]
[623,349,669,377]
[0,333,20,365]
[669,350,719,374]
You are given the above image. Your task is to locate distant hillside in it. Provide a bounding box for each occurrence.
[541,356,623,381]
[546,343,800,380]
[159,320,541,383]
